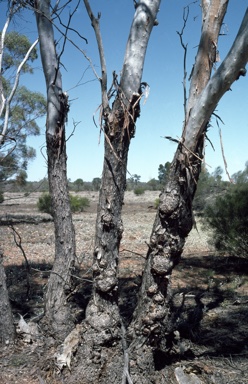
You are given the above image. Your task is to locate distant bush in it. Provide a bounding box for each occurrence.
[69,195,90,212]
[37,193,90,215]
[37,193,53,215]
[133,187,145,196]
[0,191,4,204]
[203,183,248,257]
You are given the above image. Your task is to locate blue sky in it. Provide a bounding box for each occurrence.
[1,0,248,182]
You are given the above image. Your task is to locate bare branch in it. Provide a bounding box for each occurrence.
[184,7,248,149]
[54,0,88,43]
[9,224,30,298]
[186,0,229,120]
[218,126,232,182]
[0,7,12,118]
[177,5,189,119]
[0,39,39,146]
[83,0,109,111]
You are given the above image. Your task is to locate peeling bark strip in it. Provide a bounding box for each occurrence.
[35,0,76,340]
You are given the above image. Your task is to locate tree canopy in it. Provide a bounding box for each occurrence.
[0,31,46,184]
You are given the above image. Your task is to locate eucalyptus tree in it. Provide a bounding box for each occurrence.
[84,0,160,341]
[60,1,248,382]
[35,0,76,340]
[128,0,248,373]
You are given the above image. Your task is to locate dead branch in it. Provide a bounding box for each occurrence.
[177,5,189,119]
[83,0,109,111]
[219,127,232,182]
[9,224,30,298]
[120,248,146,258]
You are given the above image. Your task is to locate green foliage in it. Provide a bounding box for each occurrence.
[37,193,90,215]
[204,182,248,257]
[158,162,171,185]
[92,177,101,191]
[134,187,145,195]
[1,31,38,75]
[193,166,227,212]
[0,32,46,182]
[69,195,90,213]
[147,178,160,191]
[37,193,53,215]
[0,191,4,203]
[73,178,84,191]
[127,174,141,190]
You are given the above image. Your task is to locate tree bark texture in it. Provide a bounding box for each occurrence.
[34,2,248,383]
[129,3,248,359]
[35,0,76,341]
[0,250,15,345]
[85,0,161,345]
[67,1,161,382]
[83,1,160,352]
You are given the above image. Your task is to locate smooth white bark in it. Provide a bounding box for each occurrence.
[120,0,161,103]
[35,0,63,136]
[0,39,38,146]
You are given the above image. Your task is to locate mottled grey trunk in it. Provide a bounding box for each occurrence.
[85,0,161,348]
[0,250,15,345]
[66,1,161,382]
[129,3,248,358]
[35,0,76,341]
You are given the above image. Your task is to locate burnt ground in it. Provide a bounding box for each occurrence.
[0,191,248,383]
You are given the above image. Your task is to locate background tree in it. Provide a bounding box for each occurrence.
[147,177,160,191]
[204,162,248,257]
[0,31,46,186]
[193,165,227,212]
[92,176,101,191]
[74,178,84,192]
[158,161,171,185]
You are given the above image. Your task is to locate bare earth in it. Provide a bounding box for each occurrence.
[0,191,248,383]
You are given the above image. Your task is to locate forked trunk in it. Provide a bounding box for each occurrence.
[129,4,248,363]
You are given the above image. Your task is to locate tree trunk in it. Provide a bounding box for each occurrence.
[0,250,15,345]
[129,3,248,362]
[67,1,161,382]
[35,0,76,341]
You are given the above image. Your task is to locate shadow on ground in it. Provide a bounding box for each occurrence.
[3,252,248,383]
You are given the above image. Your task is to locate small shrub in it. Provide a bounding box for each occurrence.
[37,193,53,215]
[69,195,90,212]
[37,193,90,215]
[133,187,145,196]
[0,191,4,204]
[203,183,248,257]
